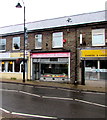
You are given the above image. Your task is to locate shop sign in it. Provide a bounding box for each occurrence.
[31,52,70,58]
[81,49,107,58]
[10,52,23,58]
[0,53,10,58]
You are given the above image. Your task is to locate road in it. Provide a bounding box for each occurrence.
[0,82,106,119]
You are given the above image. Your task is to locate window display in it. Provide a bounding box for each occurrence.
[41,64,68,78]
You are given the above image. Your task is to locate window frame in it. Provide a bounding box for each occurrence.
[52,32,63,48]
[0,39,6,51]
[12,37,20,50]
[92,29,105,46]
[35,34,42,49]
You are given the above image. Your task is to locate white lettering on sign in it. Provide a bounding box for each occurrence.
[31,52,70,58]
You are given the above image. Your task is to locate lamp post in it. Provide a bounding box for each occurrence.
[16,1,26,83]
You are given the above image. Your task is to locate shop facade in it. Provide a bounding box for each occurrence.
[80,48,107,80]
[0,11,106,84]
[0,52,29,80]
[31,51,71,82]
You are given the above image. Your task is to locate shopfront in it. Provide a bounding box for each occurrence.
[80,48,107,80]
[0,52,28,80]
[31,51,70,82]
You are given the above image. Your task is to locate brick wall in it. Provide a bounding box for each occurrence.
[0,23,106,82]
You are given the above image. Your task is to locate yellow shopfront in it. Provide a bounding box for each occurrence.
[80,48,107,81]
[0,52,30,80]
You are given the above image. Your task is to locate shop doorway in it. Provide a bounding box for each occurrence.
[33,63,40,80]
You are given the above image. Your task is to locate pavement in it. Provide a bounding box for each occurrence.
[0,78,106,93]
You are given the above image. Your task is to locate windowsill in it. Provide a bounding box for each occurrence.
[92,44,105,47]
[0,72,23,73]
[12,49,20,51]
[52,47,63,49]
[0,50,6,52]
[35,48,42,50]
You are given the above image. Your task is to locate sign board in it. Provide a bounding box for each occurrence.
[10,52,23,58]
[0,53,10,59]
[81,49,107,58]
[31,52,70,58]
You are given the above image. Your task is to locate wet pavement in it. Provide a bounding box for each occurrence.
[0,78,106,93]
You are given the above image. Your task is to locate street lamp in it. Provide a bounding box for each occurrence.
[16,0,26,83]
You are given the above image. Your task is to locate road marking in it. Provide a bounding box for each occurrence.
[12,112,57,119]
[1,88,106,108]
[36,86,55,89]
[75,99,107,108]
[43,96,107,108]
[26,85,34,88]
[0,108,10,113]
[19,91,41,98]
[0,89,18,92]
[0,89,41,98]
[42,96,73,101]
[81,91,105,95]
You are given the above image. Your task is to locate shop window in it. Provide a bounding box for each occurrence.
[8,61,13,72]
[0,39,6,51]
[41,64,68,78]
[1,61,5,72]
[13,37,20,50]
[92,29,105,46]
[35,34,42,49]
[100,60,107,69]
[0,60,24,73]
[14,61,20,72]
[86,60,98,69]
[52,32,63,48]
[50,58,58,61]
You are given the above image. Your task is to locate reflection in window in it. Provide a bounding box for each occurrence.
[0,39,6,51]
[92,29,105,46]
[35,34,42,49]
[52,32,63,48]
[86,60,98,69]
[13,37,20,50]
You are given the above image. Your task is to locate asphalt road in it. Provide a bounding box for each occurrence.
[1,83,106,119]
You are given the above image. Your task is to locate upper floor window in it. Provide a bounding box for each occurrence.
[92,29,105,46]
[13,37,20,50]
[0,39,6,51]
[35,34,42,49]
[52,32,63,48]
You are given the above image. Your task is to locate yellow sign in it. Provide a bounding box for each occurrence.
[81,49,107,57]
[10,52,23,58]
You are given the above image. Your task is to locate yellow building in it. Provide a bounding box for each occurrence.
[0,51,30,80]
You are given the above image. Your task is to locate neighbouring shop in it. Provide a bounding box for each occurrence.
[80,48,107,81]
[0,52,27,80]
[31,51,71,82]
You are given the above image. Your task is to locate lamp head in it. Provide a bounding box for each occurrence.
[16,3,22,8]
